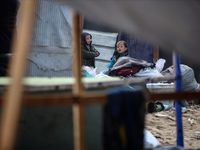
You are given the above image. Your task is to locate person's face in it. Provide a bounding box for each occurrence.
[117,43,127,56]
[85,35,92,44]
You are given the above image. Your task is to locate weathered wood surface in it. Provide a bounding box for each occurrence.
[72,12,85,150]
[0,75,177,93]
[0,91,199,107]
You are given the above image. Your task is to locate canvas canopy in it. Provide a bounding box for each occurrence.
[57,0,200,65]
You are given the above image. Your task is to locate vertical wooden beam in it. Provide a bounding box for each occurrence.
[0,0,37,150]
[72,12,83,96]
[153,45,159,62]
[80,16,84,33]
[72,12,85,150]
[73,102,85,150]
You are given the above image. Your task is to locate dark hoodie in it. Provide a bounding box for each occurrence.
[81,32,100,68]
[81,32,92,45]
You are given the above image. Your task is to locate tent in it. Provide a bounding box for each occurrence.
[57,0,200,65]
[0,1,199,149]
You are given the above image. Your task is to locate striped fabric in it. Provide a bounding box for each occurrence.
[26,60,72,77]
[31,0,72,47]
[17,0,73,77]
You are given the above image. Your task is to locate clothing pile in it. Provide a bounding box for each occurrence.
[103,87,146,150]
[108,56,155,77]
[161,64,200,92]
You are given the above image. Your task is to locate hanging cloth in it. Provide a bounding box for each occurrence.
[103,87,146,150]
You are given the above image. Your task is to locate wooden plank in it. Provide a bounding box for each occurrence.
[153,45,159,62]
[72,12,83,96]
[73,103,86,150]
[0,93,107,107]
[0,75,177,93]
[0,91,199,107]
[0,0,37,150]
[72,12,85,150]
[147,92,200,101]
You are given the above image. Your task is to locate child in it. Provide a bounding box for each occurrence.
[81,32,100,68]
[108,40,128,69]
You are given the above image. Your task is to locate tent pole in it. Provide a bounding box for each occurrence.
[173,52,184,147]
[72,11,85,150]
[0,0,37,149]
[153,45,159,62]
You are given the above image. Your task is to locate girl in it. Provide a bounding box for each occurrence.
[81,32,100,68]
[108,40,128,69]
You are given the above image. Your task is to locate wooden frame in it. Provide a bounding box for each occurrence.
[0,1,199,150]
[153,45,159,62]
[0,0,37,149]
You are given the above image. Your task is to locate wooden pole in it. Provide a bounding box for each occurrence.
[0,0,37,149]
[72,12,83,96]
[72,11,85,150]
[153,45,159,62]
[73,102,85,150]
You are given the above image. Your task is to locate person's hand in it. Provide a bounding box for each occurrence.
[95,51,100,57]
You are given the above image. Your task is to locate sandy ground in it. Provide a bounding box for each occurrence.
[145,103,200,149]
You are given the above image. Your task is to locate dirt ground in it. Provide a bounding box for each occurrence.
[145,103,200,149]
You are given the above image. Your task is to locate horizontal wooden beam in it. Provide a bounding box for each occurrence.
[0,91,199,107]
[0,75,176,92]
[147,92,200,102]
[0,93,107,107]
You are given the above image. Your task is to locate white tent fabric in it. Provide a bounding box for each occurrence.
[57,0,200,65]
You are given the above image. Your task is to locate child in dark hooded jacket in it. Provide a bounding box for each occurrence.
[81,32,100,68]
